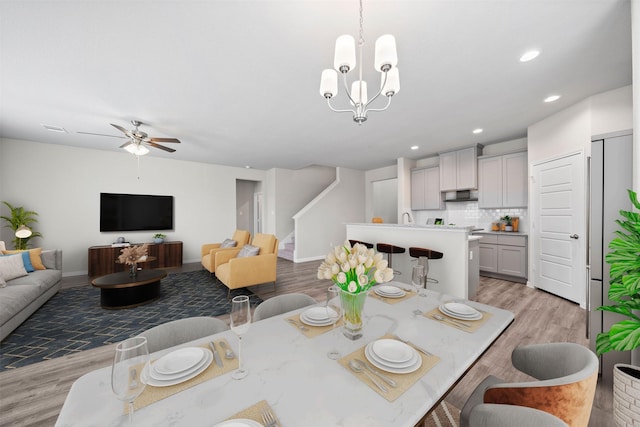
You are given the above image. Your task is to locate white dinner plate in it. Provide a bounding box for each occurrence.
[439,304,482,321]
[299,313,334,327]
[153,347,205,375]
[365,343,422,374]
[302,306,333,321]
[444,302,480,316]
[374,285,405,298]
[371,339,414,363]
[212,419,264,427]
[146,349,213,387]
[150,349,210,381]
[366,342,419,369]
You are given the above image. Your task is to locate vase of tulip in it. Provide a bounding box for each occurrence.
[317,241,394,340]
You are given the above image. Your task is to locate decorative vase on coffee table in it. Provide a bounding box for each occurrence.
[129,263,137,278]
[339,289,367,340]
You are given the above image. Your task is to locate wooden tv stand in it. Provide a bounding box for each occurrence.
[88,241,183,277]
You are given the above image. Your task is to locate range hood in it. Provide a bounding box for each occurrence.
[444,190,478,202]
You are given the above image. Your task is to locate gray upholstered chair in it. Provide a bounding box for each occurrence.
[460,342,598,427]
[253,293,317,322]
[468,404,568,426]
[137,316,229,353]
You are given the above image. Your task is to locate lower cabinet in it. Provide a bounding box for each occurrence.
[477,234,527,282]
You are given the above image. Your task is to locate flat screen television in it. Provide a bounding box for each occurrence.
[100,193,174,232]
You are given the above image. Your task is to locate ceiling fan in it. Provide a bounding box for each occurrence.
[79,120,181,154]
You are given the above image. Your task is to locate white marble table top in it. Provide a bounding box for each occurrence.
[55,283,514,427]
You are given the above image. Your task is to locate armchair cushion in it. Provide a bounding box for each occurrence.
[216,233,278,292]
[220,239,237,248]
[238,244,259,258]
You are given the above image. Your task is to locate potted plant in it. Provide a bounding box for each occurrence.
[0,201,42,250]
[596,189,640,425]
[153,233,167,244]
[500,215,513,232]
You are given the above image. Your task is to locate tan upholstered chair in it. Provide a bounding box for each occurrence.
[215,233,278,296]
[460,343,598,427]
[201,230,250,274]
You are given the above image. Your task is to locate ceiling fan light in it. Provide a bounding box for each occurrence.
[334,35,356,73]
[124,144,149,156]
[374,34,397,72]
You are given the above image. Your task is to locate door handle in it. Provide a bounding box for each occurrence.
[570,234,579,239]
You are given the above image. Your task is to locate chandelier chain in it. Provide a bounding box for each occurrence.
[358,0,364,46]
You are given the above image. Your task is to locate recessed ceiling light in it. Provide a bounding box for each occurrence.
[472,128,483,134]
[544,95,561,103]
[245,165,251,169]
[520,50,540,62]
[410,145,419,150]
[42,124,67,133]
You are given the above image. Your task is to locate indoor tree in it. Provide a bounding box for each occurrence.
[0,201,42,250]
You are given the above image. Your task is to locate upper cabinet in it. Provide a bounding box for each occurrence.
[411,166,443,210]
[478,151,528,208]
[439,145,483,191]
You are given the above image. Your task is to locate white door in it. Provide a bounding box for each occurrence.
[532,152,586,306]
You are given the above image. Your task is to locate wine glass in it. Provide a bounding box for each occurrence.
[111,336,149,424]
[230,295,251,379]
[326,285,342,360]
[411,265,425,316]
[419,257,429,297]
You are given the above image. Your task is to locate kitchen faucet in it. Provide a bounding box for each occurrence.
[402,211,413,224]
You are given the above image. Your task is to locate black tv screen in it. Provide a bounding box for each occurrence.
[100,193,174,232]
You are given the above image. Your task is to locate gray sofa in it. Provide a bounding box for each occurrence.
[0,241,63,341]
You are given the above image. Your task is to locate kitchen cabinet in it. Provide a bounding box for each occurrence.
[477,233,527,282]
[411,166,443,210]
[439,145,482,191]
[478,151,528,208]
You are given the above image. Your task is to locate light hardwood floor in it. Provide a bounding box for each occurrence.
[0,259,612,426]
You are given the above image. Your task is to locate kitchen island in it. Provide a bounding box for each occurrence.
[346,223,480,299]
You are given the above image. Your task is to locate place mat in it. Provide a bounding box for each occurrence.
[338,333,440,402]
[424,305,493,333]
[285,313,343,338]
[130,340,239,412]
[225,399,280,425]
[368,287,417,304]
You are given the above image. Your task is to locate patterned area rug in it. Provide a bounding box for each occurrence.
[422,401,461,427]
[0,270,262,371]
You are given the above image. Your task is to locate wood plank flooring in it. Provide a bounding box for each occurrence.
[0,259,612,426]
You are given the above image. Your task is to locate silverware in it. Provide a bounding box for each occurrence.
[210,342,223,367]
[261,409,279,427]
[348,359,388,392]
[432,314,472,328]
[218,340,235,359]
[353,358,397,388]
[286,318,308,331]
[393,335,434,357]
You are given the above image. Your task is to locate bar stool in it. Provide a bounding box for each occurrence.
[348,240,374,249]
[409,247,444,287]
[376,243,406,275]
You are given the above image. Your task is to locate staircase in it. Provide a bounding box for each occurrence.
[279,236,295,261]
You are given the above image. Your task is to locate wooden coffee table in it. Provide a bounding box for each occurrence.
[91,269,167,309]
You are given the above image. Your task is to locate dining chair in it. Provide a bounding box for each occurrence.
[460,342,598,427]
[468,404,568,426]
[137,316,229,353]
[253,293,317,322]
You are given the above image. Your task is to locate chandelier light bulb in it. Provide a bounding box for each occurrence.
[381,67,400,96]
[350,80,368,105]
[334,35,356,73]
[374,35,398,72]
[320,69,338,98]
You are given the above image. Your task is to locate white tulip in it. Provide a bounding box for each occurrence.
[364,258,374,268]
[337,272,347,284]
[323,269,333,280]
[358,274,369,286]
[383,268,394,282]
[326,252,336,264]
[373,253,383,263]
[341,262,351,273]
[356,264,365,276]
[376,259,388,271]
[331,263,340,275]
[348,281,358,293]
[374,269,385,283]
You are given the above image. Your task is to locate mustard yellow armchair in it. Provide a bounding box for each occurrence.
[201,230,250,274]
[215,233,279,296]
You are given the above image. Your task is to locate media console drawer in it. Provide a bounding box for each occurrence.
[88,241,183,277]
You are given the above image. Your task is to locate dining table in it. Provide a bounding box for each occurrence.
[55,282,514,427]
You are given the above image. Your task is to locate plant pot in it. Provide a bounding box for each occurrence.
[504,226,513,232]
[613,363,640,426]
[153,238,164,244]
[339,289,367,340]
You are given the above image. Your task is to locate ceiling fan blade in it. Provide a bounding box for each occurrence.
[77,131,127,139]
[146,141,176,153]
[119,141,133,149]
[149,137,181,143]
[110,123,129,134]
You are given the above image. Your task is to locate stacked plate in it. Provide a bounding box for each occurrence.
[439,302,482,321]
[212,420,264,427]
[374,285,406,299]
[299,306,337,326]
[364,339,422,374]
[147,347,213,387]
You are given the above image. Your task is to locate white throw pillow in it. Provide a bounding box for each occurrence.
[0,254,28,282]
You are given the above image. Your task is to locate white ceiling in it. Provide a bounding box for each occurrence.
[0,0,632,171]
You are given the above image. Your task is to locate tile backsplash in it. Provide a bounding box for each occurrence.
[413,202,528,232]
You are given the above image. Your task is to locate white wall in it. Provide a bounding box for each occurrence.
[0,138,267,275]
[364,165,397,221]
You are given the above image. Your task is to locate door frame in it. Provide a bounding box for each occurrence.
[530,149,588,307]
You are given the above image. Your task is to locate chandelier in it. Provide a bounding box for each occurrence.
[319,0,399,124]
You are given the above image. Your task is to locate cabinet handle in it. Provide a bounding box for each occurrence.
[569,234,579,239]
